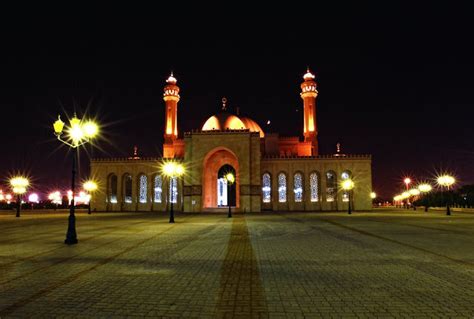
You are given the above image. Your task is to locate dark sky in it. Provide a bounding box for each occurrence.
[1,5,473,199]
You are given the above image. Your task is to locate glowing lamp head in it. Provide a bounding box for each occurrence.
[401,191,410,199]
[409,189,420,196]
[418,184,432,193]
[437,175,455,187]
[83,121,99,138]
[370,192,376,199]
[341,179,355,191]
[0,193,4,201]
[10,177,30,192]
[53,115,65,134]
[404,178,411,185]
[162,162,176,177]
[175,164,185,176]
[225,173,235,184]
[28,193,39,203]
[6,194,12,201]
[84,180,98,192]
[394,195,401,201]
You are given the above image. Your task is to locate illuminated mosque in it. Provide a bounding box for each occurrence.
[91,70,373,212]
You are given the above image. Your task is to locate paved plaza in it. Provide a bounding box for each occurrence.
[0,209,474,318]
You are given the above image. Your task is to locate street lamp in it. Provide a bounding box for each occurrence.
[53,114,99,245]
[161,161,185,223]
[83,180,98,215]
[403,178,412,208]
[437,175,455,216]
[225,172,235,218]
[10,176,29,217]
[341,179,355,214]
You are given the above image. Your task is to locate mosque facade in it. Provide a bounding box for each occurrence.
[91,70,373,212]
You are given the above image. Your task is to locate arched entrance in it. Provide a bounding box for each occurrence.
[202,148,239,209]
[217,164,236,207]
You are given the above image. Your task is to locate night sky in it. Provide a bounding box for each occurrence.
[1,5,473,199]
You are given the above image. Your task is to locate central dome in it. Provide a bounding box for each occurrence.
[202,113,264,138]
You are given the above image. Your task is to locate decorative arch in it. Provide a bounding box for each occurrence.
[262,172,272,203]
[293,171,304,202]
[309,171,320,202]
[107,173,118,204]
[123,173,133,204]
[326,170,337,202]
[202,147,240,208]
[153,174,163,203]
[278,171,288,203]
[341,170,352,202]
[138,173,147,203]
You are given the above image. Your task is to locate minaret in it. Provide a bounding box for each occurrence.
[163,72,180,142]
[300,68,319,155]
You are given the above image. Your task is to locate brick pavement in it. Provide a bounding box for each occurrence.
[0,210,473,318]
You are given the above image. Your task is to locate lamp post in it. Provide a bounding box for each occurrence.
[225,172,235,218]
[437,175,455,216]
[404,178,411,208]
[10,176,29,218]
[341,179,355,215]
[83,180,98,214]
[162,162,185,223]
[53,114,99,245]
[418,183,432,212]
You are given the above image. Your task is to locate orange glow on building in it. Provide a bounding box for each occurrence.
[202,116,221,131]
[224,115,245,130]
[300,69,319,155]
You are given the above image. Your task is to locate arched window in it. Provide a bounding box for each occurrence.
[262,173,271,203]
[278,172,287,203]
[169,177,178,204]
[326,171,337,202]
[294,172,303,202]
[138,175,147,203]
[124,174,133,203]
[109,174,118,203]
[154,175,162,203]
[310,172,319,202]
[341,170,352,202]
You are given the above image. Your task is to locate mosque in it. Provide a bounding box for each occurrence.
[91,70,373,212]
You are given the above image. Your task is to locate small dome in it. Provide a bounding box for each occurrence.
[202,113,264,137]
[166,73,177,84]
[303,69,315,81]
[240,117,265,138]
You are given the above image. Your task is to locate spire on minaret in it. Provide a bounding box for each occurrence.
[221,97,227,111]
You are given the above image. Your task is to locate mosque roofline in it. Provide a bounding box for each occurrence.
[91,157,184,162]
[184,129,261,136]
[262,154,372,160]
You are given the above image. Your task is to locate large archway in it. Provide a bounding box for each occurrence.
[202,148,239,209]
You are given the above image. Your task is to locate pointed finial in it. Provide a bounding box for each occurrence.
[336,142,341,153]
[222,97,227,111]
[133,145,138,156]
[236,106,240,116]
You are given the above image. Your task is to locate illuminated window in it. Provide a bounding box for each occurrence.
[139,175,147,203]
[262,173,271,203]
[294,173,303,202]
[154,175,162,203]
[169,177,178,204]
[326,171,337,202]
[278,173,287,203]
[341,171,351,202]
[109,174,118,204]
[124,174,132,203]
[310,172,319,202]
